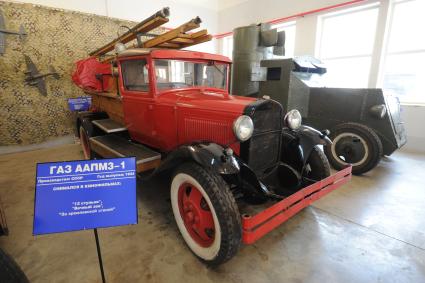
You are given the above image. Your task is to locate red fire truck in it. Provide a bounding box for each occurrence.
[72,9,351,265]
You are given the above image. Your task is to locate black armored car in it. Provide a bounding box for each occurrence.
[231,23,407,174]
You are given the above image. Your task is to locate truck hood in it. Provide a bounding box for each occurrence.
[158,89,256,114]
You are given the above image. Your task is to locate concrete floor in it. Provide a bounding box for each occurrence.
[0,144,424,283]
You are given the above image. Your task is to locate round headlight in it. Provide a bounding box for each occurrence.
[233,115,254,141]
[284,109,302,130]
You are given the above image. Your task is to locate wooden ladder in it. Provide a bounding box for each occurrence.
[89,7,213,59]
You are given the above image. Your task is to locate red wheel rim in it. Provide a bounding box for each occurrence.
[79,127,90,159]
[177,182,215,247]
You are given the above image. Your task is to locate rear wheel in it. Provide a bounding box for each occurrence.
[325,123,383,175]
[79,126,92,159]
[170,162,241,266]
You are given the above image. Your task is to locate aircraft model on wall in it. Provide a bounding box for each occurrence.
[0,9,26,55]
[24,55,60,96]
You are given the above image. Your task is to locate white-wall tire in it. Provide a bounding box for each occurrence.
[170,162,241,265]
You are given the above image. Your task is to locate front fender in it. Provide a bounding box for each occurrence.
[157,143,240,175]
[297,125,331,156]
[282,125,331,169]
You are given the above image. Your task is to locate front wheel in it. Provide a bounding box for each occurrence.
[324,123,383,175]
[303,145,331,182]
[170,162,241,266]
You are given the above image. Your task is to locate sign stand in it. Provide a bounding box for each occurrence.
[33,157,137,283]
[94,228,106,283]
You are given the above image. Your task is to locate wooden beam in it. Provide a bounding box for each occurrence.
[190,29,207,39]
[176,17,201,33]
[90,16,169,56]
[158,42,181,48]
[143,27,184,48]
[170,37,194,44]
[143,17,201,48]
[180,34,212,48]
[176,33,192,38]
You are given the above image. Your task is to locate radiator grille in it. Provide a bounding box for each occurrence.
[241,100,283,173]
[184,118,230,145]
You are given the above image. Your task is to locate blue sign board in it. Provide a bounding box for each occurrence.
[33,157,137,235]
[68,96,91,112]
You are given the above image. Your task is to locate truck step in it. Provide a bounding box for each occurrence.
[89,135,161,173]
[92,119,127,133]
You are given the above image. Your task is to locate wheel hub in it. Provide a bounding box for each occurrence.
[178,183,215,247]
[333,134,368,165]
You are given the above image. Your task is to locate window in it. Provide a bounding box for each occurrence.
[316,4,379,88]
[380,0,425,103]
[266,67,282,81]
[121,59,149,92]
[222,36,233,60]
[271,21,296,58]
[154,60,228,91]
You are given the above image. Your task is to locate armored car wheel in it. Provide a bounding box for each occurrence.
[303,145,331,182]
[170,162,241,265]
[325,123,383,175]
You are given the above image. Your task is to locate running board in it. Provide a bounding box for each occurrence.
[89,135,161,173]
[92,119,127,133]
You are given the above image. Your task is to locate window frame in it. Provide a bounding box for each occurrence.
[315,2,380,88]
[120,58,151,94]
[153,59,229,94]
[377,0,425,104]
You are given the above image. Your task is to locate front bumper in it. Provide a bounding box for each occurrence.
[241,166,352,244]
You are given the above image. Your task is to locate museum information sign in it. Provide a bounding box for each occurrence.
[68,96,91,111]
[33,157,137,235]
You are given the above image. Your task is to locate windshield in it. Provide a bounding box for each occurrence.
[155,59,228,91]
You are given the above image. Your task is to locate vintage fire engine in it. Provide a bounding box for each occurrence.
[72,8,351,265]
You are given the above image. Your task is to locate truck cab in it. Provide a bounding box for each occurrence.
[73,47,351,265]
[117,49,246,153]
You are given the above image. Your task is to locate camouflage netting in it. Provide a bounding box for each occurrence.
[0,1,163,146]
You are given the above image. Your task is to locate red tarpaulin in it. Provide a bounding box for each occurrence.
[72,57,111,92]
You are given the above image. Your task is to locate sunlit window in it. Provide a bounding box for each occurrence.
[154,60,227,91]
[380,0,425,103]
[271,21,296,58]
[317,4,379,88]
[222,36,233,60]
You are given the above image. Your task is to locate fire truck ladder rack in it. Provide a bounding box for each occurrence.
[89,7,213,59]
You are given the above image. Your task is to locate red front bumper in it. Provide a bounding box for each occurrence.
[241,166,352,244]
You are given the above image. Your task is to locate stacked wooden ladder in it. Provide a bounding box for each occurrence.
[89,7,213,59]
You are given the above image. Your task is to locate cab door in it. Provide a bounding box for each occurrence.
[119,57,156,147]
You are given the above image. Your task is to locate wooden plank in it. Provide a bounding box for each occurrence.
[190,29,207,39]
[158,42,181,48]
[91,94,124,124]
[143,27,184,48]
[143,17,202,48]
[136,159,161,173]
[177,17,202,33]
[180,34,212,48]
[170,37,194,44]
[176,33,192,38]
[90,16,168,56]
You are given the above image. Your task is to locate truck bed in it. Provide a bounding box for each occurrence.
[90,92,124,124]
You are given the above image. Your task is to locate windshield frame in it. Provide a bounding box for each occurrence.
[152,58,230,95]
